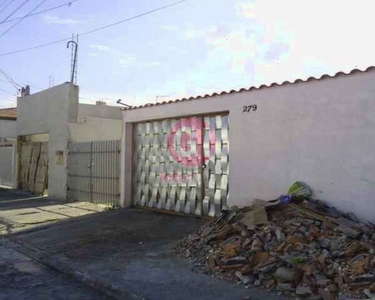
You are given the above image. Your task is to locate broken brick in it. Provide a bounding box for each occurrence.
[175,196,375,300]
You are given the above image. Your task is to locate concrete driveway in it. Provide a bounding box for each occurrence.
[6,207,286,300]
[0,188,113,300]
[0,189,286,300]
[0,188,106,234]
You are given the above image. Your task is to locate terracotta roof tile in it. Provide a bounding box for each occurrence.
[0,107,17,120]
[122,66,375,111]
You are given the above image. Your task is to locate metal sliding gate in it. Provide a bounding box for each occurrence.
[67,140,120,206]
[133,114,229,217]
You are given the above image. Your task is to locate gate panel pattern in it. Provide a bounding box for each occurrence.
[133,114,229,217]
[203,115,229,217]
[34,143,49,195]
[67,140,120,206]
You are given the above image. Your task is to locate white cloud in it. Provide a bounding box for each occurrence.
[184,27,214,39]
[42,14,85,25]
[235,0,375,78]
[194,0,375,83]
[118,56,163,68]
[166,45,188,55]
[205,26,260,75]
[119,54,137,66]
[90,45,111,52]
[143,61,163,67]
[264,43,289,62]
[207,28,254,54]
[236,2,256,19]
[0,97,16,109]
[161,25,178,31]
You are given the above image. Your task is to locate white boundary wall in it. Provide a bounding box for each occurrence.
[17,83,79,199]
[121,69,375,222]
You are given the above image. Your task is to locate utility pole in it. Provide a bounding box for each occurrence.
[67,34,79,84]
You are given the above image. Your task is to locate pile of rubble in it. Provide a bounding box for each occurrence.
[175,193,375,299]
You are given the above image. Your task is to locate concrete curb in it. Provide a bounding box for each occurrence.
[0,237,148,300]
[8,207,196,238]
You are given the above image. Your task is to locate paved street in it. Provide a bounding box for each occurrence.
[0,189,287,300]
[0,241,110,300]
[10,210,286,300]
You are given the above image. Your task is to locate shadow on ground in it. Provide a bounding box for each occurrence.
[9,207,287,300]
[0,242,110,300]
[0,189,106,235]
[0,188,60,210]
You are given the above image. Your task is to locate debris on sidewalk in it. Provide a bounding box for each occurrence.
[175,182,375,299]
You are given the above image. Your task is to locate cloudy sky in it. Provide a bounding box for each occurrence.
[0,0,375,108]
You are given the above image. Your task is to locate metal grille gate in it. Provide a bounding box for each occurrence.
[133,114,229,217]
[67,140,120,205]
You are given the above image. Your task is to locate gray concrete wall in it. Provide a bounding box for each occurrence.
[68,118,122,142]
[78,103,122,120]
[0,119,16,138]
[0,146,13,186]
[17,83,79,200]
[122,69,375,222]
[30,133,49,142]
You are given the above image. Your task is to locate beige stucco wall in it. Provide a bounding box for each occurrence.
[122,69,375,222]
[0,119,16,138]
[69,117,122,143]
[29,133,50,142]
[17,83,79,200]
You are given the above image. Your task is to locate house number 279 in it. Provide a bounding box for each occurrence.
[243,105,257,113]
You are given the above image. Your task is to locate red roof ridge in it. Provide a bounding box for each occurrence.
[0,107,18,120]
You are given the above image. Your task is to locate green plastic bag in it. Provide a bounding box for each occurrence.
[288,181,312,200]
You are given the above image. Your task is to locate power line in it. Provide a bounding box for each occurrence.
[80,0,186,37]
[2,0,78,24]
[0,0,31,25]
[0,0,187,57]
[0,78,43,90]
[0,0,47,38]
[0,67,21,89]
[0,87,15,95]
[0,37,71,57]
[0,0,16,15]
[0,78,11,83]
[0,72,19,89]
[0,78,13,85]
